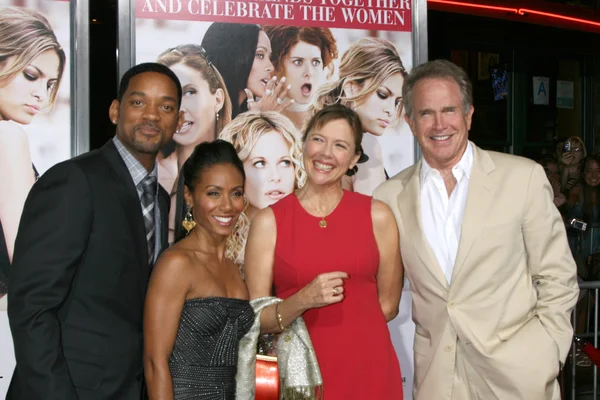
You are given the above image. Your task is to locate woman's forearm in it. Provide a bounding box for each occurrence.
[259,291,310,334]
[144,359,175,400]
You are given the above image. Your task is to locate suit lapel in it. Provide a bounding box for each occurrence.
[451,145,495,282]
[101,141,150,298]
[158,187,169,254]
[398,161,449,291]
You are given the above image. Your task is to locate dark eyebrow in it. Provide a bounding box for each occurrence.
[442,106,457,112]
[205,185,244,191]
[127,91,177,103]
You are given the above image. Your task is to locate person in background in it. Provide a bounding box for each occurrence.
[156,44,232,243]
[263,25,338,129]
[218,111,305,264]
[144,140,253,400]
[0,6,66,310]
[311,37,407,195]
[539,157,566,208]
[244,104,404,399]
[201,23,292,119]
[560,136,586,193]
[7,63,183,400]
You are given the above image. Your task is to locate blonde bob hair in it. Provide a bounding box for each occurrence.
[311,37,407,120]
[0,7,65,110]
[218,111,306,263]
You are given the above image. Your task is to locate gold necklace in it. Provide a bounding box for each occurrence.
[317,192,344,228]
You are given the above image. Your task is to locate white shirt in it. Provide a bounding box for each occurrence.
[420,142,474,284]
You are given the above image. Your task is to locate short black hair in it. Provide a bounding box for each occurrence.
[174,139,245,241]
[117,62,182,107]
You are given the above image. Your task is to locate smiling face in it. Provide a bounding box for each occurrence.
[109,71,184,158]
[282,40,324,105]
[246,31,274,99]
[303,118,360,187]
[406,77,473,171]
[584,159,600,187]
[348,73,404,137]
[0,50,60,124]
[169,62,221,147]
[243,130,295,211]
[184,163,246,237]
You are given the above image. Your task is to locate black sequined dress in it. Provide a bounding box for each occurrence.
[169,297,254,399]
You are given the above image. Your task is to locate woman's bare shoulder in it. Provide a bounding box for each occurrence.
[0,121,29,146]
[154,245,197,277]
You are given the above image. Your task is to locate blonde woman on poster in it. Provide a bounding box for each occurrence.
[218,111,305,263]
[312,37,407,195]
[156,44,233,242]
[0,6,65,310]
[263,26,338,130]
[244,104,404,399]
[201,23,293,119]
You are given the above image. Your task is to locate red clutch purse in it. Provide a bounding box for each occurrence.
[255,354,279,400]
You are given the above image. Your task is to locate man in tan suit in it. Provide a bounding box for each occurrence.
[374,60,578,400]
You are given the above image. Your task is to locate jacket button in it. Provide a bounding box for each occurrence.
[445,345,453,352]
[448,302,455,309]
[136,373,143,380]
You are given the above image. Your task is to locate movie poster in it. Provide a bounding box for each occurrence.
[0,0,72,394]
[136,0,416,396]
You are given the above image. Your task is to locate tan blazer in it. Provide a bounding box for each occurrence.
[374,144,579,400]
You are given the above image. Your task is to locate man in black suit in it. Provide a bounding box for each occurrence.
[6,62,183,400]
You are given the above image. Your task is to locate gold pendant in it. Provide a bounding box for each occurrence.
[319,219,327,228]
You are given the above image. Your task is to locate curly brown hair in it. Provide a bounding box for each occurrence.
[263,26,338,78]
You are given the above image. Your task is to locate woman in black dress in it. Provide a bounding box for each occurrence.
[143,140,253,399]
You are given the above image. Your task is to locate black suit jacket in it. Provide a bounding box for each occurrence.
[7,141,169,400]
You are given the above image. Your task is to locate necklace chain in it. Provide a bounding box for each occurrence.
[316,192,343,228]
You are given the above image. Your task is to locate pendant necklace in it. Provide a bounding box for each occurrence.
[317,192,344,229]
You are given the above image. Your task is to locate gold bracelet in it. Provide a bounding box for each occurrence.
[275,302,285,331]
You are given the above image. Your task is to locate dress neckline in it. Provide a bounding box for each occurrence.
[293,190,346,221]
[184,296,250,304]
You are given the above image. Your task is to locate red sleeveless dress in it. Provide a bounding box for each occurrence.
[270,191,403,399]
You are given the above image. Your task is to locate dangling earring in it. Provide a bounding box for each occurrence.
[182,207,196,234]
[215,112,219,122]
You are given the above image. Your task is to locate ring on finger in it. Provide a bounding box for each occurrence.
[276,97,283,105]
[247,98,255,103]
[333,287,340,295]
[265,89,273,96]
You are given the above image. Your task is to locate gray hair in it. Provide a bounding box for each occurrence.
[402,59,473,120]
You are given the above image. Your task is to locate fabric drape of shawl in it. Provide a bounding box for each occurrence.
[236,297,323,399]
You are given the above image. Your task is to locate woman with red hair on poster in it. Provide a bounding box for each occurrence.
[0,6,66,310]
[263,26,338,130]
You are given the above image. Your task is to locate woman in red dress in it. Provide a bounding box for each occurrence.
[245,104,404,399]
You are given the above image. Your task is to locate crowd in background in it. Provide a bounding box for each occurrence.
[538,137,600,282]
